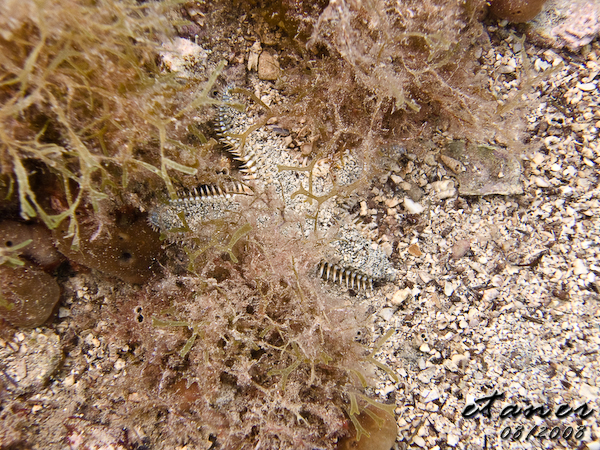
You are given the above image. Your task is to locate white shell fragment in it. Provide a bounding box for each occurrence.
[404,197,424,214]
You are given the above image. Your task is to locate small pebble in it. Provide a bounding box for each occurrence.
[404,198,424,214]
[413,436,426,448]
[408,244,423,257]
[421,387,440,402]
[379,308,395,321]
[577,82,596,91]
[391,288,411,305]
[573,259,588,275]
[447,434,459,446]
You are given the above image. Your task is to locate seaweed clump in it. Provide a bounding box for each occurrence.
[248,0,494,159]
[0,0,219,247]
[88,223,398,450]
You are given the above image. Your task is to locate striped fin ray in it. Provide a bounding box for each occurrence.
[317,261,374,291]
[215,86,259,180]
[171,182,252,206]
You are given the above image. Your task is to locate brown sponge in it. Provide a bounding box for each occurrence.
[0,263,60,327]
[489,0,548,22]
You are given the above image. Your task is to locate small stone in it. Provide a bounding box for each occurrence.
[391,288,411,305]
[360,201,368,216]
[534,58,551,71]
[447,434,459,446]
[451,354,469,368]
[533,176,550,187]
[404,197,424,214]
[16,360,26,380]
[532,152,545,165]
[499,64,516,73]
[258,52,280,80]
[390,174,403,184]
[573,259,588,275]
[418,271,432,283]
[422,387,440,403]
[579,383,598,401]
[300,142,313,156]
[451,239,471,260]
[31,405,43,413]
[381,241,393,257]
[379,308,395,321]
[578,82,596,91]
[64,374,75,387]
[418,367,436,383]
[419,343,431,353]
[159,38,207,77]
[408,244,423,257]
[430,180,456,199]
[413,436,426,448]
[114,359,126,371]
[444,281,455,297]
[423,154,437,166]
[437,318,449,331]
[563,166,577,177]
[384,198,400,208]
[247,41,261,72]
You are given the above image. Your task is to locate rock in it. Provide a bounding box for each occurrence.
[379,308,395,321]
[13,331,62,390]
[159,37,207,78]
[430,180,456,200]
[247,41,261,72]
[408,244,423,257]
[422,387,440,402]
[391,287,412,305]
[447,433,460,446]
[451,239,471,260]
[258,52,280,81]
[442,141,523,196]
[530,0,600,50]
